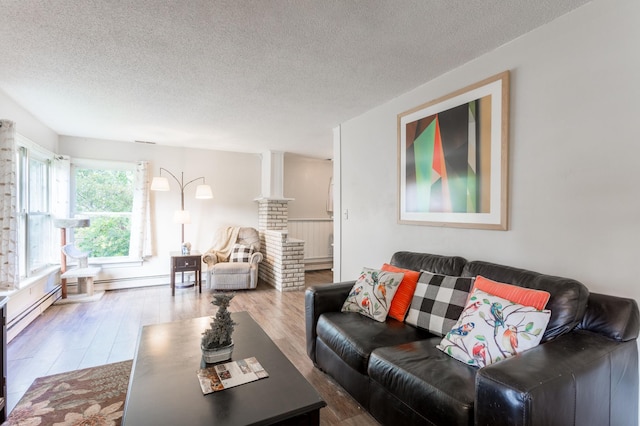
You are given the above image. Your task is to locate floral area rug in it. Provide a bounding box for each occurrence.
[3,360,132,426]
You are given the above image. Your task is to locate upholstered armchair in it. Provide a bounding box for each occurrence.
[202,226,263,290]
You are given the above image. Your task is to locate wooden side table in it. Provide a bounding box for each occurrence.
[170,252,201,296]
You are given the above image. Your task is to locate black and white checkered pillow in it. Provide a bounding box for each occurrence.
[405,272,475,337]
[230,244,254,263]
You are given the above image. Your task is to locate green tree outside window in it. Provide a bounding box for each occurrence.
[74,168,134,258]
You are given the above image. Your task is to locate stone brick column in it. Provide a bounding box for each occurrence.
[258,199,288,231]
[257,198,305,291]
[260,230,305,291]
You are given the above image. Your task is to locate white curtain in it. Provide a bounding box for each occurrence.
[0,120,18,289]
[51,155,70,267]
[51,155,71,220]
[129,161,152,259]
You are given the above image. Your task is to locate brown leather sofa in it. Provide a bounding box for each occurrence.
[305,251,639,425]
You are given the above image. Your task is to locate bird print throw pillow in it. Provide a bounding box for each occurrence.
[341,267,404,322]
[437,288,551,367]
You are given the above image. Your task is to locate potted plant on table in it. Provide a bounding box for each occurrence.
[201,293,237,363]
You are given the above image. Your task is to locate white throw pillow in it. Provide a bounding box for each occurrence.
[437,289,551,367]
[341,267,404,322]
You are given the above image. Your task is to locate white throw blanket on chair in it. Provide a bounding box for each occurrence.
[208,226,241,262]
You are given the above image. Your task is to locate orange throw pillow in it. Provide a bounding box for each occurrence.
[473,275,550,310]
[382,263,420,321]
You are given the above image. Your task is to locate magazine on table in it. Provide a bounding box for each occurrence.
[197,357,269,394]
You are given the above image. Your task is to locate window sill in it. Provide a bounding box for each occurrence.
[79,257,144,269]
[0,265,60,296]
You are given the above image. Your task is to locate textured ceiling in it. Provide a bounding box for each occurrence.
[0,0,591,159]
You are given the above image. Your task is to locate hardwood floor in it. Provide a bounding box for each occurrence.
[6,270,379,425]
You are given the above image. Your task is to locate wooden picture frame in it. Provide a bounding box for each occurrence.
[397,71,510,230]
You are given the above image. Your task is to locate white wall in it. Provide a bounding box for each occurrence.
[0,89,58,151]
[338,0,640,307]
[58,136,261,282]
[284,154,333,218]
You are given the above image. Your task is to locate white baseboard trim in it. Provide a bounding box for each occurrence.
[66,272,206,292]
[8,285,61,342]
[304,257,333,271]
[93,275,172,291]
[9,273,190,342]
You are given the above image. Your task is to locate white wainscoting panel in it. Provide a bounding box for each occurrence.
[288,218,333,270]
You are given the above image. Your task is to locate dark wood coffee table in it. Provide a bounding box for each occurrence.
[122,311,326,425]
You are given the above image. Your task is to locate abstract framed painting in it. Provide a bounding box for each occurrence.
[398,71,510,230]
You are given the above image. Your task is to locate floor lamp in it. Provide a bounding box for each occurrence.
[150,168,213,246]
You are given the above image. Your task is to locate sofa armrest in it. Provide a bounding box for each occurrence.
[305,281,355,364]
[202,251,219,267]
[577,292,639,341]
[250,251,263,265]
[475,330,638,426]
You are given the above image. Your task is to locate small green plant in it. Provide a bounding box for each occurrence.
[201,293,237,349]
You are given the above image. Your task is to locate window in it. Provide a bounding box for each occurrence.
[16,142,53,278]
[71,160,135,260]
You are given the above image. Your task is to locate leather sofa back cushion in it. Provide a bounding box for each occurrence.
[578,292,639,341]
[390,251,467,276]
[462,261,589,342]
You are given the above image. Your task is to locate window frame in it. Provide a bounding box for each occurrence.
[70,158,137,264]
[15,135,54,280]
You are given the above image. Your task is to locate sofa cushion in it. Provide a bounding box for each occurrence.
[381,263,420,321]
[236,227,261,252]
[341,267,404,322]
[390,251,467,276]
[316,312,431,374]
[462,260,588,342]
[437,289,551,367]
[368,338,477,426]
[230,243,253,262]
[405,272,474,337]
[212,261,251,274]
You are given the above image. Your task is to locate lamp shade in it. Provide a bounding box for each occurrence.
[195,184,213,199]
[173,210,191,224]
[150,176,170,191]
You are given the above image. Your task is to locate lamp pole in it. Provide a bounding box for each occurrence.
[156,167,209,243]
